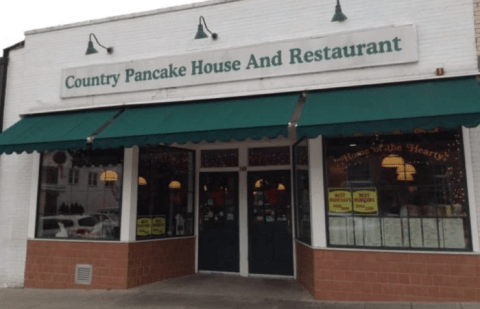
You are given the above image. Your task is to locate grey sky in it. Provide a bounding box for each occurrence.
[0,1,205,51]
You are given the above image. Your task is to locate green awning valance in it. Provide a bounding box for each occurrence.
[0,93,299,154]
[93,93,299,149]
[297,77,480,138]
[0,109,121,154]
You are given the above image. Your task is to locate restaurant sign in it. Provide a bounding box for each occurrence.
[61,24,418,98]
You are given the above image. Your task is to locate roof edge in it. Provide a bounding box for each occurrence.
[24,0,241,36]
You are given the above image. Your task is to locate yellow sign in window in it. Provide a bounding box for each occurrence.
[152,216,166,236]
[328,189,352,213]
[353,189,378,214]
[136,218,152,236]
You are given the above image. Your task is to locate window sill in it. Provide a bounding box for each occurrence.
[295,240,480,255]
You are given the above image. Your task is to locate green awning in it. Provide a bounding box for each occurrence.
[0,109,121,154]
[297,77,480,138]
[92,93,299,149]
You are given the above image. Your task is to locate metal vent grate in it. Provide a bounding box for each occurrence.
[75,264,92,285]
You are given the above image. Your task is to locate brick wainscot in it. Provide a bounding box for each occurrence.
[296,242,480,302]
[24,238,195,289]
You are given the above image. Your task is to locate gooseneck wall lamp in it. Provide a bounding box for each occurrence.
[195,16,218,40]
[86,33,114,55]
[331,0,347,22]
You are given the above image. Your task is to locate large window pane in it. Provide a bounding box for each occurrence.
[137,146,195,240]
[294,139,311,244]
[36,149,124,240]
[324,130,471,251]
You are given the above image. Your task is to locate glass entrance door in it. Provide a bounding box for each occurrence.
[247,170,293,276]
[199,172,239,272]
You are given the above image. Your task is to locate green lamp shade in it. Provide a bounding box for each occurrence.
[195,24,208,39]
[331,3,347,22]
[86,41,98,55]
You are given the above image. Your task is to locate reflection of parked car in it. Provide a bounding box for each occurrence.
[98,208,120,222]
[91,213,120,238]
[38,215,102,238]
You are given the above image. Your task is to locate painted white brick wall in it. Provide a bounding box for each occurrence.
[1,0,479,286]
[17,0,478,113]
[0,47,33,287]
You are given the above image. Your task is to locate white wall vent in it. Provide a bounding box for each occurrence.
[75,264,92,285]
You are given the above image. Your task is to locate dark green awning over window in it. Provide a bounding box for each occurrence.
[0,109,121,154]
[93,93,299,149]
[297,77,480,138]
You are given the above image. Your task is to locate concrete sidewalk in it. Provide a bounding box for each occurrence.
[1,274,479,309]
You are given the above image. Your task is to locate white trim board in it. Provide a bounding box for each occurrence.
[462,127,480,252]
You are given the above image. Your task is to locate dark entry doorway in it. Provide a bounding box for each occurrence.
[248,170,293,276]
[198,172,239,272]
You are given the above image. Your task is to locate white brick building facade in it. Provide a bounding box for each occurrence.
[1,0,480,292]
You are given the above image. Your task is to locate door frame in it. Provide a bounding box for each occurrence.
[192,138,297,278]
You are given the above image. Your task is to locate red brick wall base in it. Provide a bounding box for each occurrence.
[127,238,195,288]
[296,241,480,302]
[24,238,195,289]
[296,242,315,296]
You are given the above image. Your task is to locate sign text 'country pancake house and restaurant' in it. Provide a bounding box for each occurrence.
[61,24,418,98]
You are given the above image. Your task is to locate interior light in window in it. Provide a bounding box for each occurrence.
[397,164,416,174]
[397,172,415,181]
[138,177,147,186]
[100,170,118,181]
[381,155,404,168]
[169,180,181,189]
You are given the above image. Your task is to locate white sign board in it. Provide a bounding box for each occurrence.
[61,24,418,98]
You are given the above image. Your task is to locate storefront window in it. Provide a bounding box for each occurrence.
[324,130,471,251]
[136,146,195,240]
[36,149,124,240]
[294,139,311,244]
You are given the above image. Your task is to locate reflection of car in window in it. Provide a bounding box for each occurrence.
[43,218,74,231]
[38,215,111,239]
[97,208,120,223]
[90,213,120,238]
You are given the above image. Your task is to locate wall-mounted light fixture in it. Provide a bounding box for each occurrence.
[86,33,114,55]
[195,16,218,40]
[331,0,347,22]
